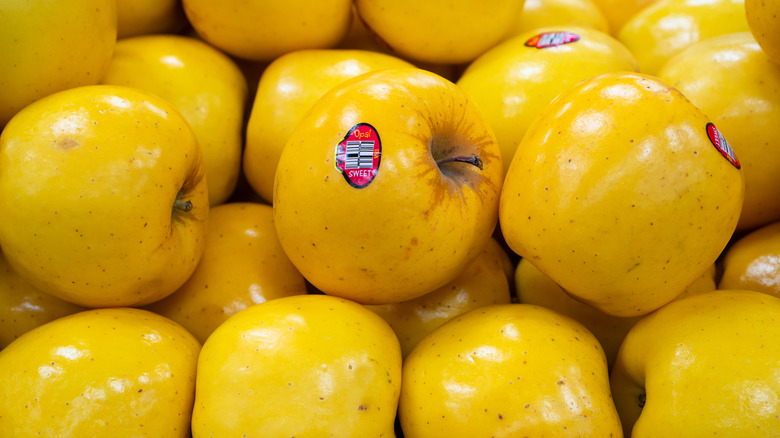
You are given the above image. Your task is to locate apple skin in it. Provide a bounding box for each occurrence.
[273,67,503,305]
[182,0,352,61]
[499,72,743,317]
[354,0,526,64]
[658,32,780,232]
[0,84,209,308]
[146,202,308,344]
[0,0,117,126]
[610,290,780,437]
[101,34,248,206]
[365,237,512,358]
[399,304,623,437]
[242,49,413,204]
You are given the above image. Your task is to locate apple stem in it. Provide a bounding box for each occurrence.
[173,198,193,213]
[436,155,483,170]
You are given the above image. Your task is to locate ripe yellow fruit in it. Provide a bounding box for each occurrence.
[611,290,780,436]
[510,0,609,35]
[366,238,512,357]
[0,85,209,308]
[658,31,780,231]
[619,0,749,74]
[400,304,623,437]
[242,49,413,204]
[101,34,248,206]
[0,0,117,126]
[0,308,200,437]
[457,25,638,176]
[500,72,744,317]
[746,0,780,65]
[354,0,526,64]
[719,220,780,298]
[274,68,503,304]
[0,251,85,349]
[192,294,402,437]
[146,202,308,344]
[182,0,353,61]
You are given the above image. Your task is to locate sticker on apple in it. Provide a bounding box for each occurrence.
[525,31,580,49]
[335,123,382,188]
[706,123,740,169]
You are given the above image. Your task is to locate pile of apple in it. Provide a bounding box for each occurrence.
[1,0,780,436]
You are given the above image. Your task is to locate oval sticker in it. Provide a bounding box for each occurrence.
[525,31,580,49]
[706,123,740,169]
[335,123,382,188]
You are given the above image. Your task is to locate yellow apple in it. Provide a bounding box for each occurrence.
[746,0,780,65]
[658,32,780,232]
[0,0,117,126]
[0,85,209,308]
[0,307,200,437]
[243,49,413,203]
[274,68,503,304]
[399,304,622,437]
[457,25,638,176]
[719,220,780,297]
[590,0,659,36]
[618,0,749,74]
[146,202,308,344]
[366,237,512,357]
[515,258,717,368]
[115,0,186,39]
[611,290,780,436]
[510,0,609,35]
[500,72,744,317]
[101,34,248,206]
[182,0,353,61]
[0,250,85,349]
[354,0,526,64]
[192,294,401,437]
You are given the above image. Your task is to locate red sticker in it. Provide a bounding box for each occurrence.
[525,31,580,49]
[706,123,740,169]
[335,123,382,188]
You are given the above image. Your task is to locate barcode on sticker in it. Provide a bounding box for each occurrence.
[345,141,375,170]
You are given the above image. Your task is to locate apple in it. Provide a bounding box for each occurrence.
[658,31,780,232]
[457,25,638,176]
[610,290,780,436]
[0,84,209,308]
[510,0,609,36]
[0,250,85,349]
[146,202,308,344]
[500,72,744,317]
[365,237,512,357]
[618,0,749,74]
[0,0,116,126]
[589,0,658,36]
[273,67,503,304]
[242,49,413,204]
[182,0,352,61]
[719,220,780,298]
[746,0,780,65]
[353,0,526,64]
[399,304,623,437]
[192,294,402,437]
[0,307,200,437]
[101,34,248,206]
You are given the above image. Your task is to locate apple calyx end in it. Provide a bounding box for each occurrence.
[436,155,483,171]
